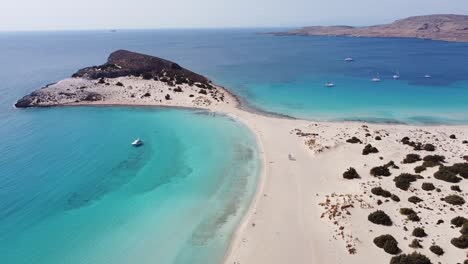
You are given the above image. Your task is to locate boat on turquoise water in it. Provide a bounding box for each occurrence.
[344,57,354,62]
[324,81,335,87]
[131,138,143,146]
[424,74,432,78]
[372,74,381,82]
[393,71,400,79]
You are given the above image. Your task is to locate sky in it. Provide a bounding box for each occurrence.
[1,0,467,31]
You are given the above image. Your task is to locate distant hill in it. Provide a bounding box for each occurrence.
[271,14,468,42]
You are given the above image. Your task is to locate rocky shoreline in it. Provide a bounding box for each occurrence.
[268,14,468,43]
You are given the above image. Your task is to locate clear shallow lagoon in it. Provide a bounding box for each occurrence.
[0,107,259,264]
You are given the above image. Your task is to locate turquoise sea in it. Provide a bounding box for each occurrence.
[1,29,468,264]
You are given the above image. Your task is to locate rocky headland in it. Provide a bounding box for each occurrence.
[270,14,468,42]
[15,50,235,109]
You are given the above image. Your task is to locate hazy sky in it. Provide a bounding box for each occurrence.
[1,0,467,31]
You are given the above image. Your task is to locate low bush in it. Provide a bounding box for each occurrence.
[408,196,423,204]
[391,194,400,202]
[368,210,392,226]
[403,154,422,164]
[461,223,468,235]
[371,187,392,198]
[394,173,421,191]
[370,166,391,177]
[400,208,416,215]
[407,213,421,222]
[421,182,435,191]
[362,144,379,155]
[142,72,153,80]
[434,166,462,183]
[346,137,362,144]
[450,134,457,139]
[443,194,465,206]
[451,163,468,179]
[375,136,382,140]
[373,234,401,254]
[165,94,171,100]
[451,216,468,227]
[451,234,468,249]
[429,245,444,256]
[115,81,124,86]
[412,227,427,237]
[409,239,423,249]
[343,167,360,179]
[414,165,426,173]
[173,86,183,92]
[423,143,436,151]
[451,185,461,192]
[390,252,431,264]
[199,89,207,95]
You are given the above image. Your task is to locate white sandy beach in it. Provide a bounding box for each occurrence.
[21,76,468,264]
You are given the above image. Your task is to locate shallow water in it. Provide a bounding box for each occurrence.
[0,107,259,264]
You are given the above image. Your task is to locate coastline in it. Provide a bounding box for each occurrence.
[14,51,468,264]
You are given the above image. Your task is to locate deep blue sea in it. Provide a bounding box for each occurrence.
[1,29,468,264]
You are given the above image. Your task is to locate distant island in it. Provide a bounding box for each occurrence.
[270,14,468,42]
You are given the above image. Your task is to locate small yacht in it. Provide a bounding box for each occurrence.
[131,138,143,147]
[344,57,354,62]
[424,74,432,78]
[393,71,400,79]
[372,74,381,82]
[324,81,335,87]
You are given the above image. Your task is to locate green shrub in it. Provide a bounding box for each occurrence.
[423,143,436,151]
[451,216,468,227]
[368,210,392,226]
[451,185,461,192]
[451,234,468,249]
[408,196,423,204]
[443,194,465,206]
[407,213,421,222]
[390,252,431,264]
[409,239,423,249]
[343,167,360,179]
[142,72,153,80]
[434,166,462,183]
[362,144,379,155]
[371,187,392,198]
[423,155,445,163]
[449,134,457,139]
[400,208,415,215]
[373,234,401,254]
[346,137,362,144]
[391,194,400,202]
[414,165,426,173]
[375,136,382,140]
[394,173,421,190]
[460,223,468,235]
[421,182,435,191]
[370,166,391,177]
[199,89,207,95]
[403,154,421,164]
[115,81,124,86]
[429,245,444,256]
[412,227,427,237]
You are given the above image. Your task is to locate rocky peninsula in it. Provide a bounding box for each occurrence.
[15,50,468,264]
[270,14,468,42]
[15,50,234,109]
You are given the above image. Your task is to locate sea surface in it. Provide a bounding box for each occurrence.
[1,29,468,264]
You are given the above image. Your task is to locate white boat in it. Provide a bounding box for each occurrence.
[393,70,400,79]
[344,57,354,62]
[372,74,381,82]
[131,138,143,147]
[324,81,335,87]
[424,74,432,78]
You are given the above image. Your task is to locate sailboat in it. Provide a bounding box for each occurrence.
[324,81,335,87]
[393,70,400,79]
